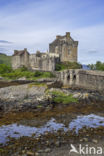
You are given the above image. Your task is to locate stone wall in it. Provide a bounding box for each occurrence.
[12,49,30,69]
[12,32,78,71]
[29,54,56,71]
[49,32,78,63]
[58,69,104,91]
[12,50,56,71]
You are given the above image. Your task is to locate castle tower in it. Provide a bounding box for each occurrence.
[49,32,78,62]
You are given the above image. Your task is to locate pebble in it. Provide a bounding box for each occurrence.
[55,141,61,147]
[83,138,88,142]
[27,151,34,156]
[45,148,51,153]
[38,150,44,153]
[22,150,26,154]
[46,140,50,145]
[92,139,98,144]
[35,153,39,156]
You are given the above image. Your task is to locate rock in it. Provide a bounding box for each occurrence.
[37,78,56,83]
[18,77,27,80]
[83,138,88,142]
[55,141,61,147]
[73,93,81,98]
[38,150,44,153]
[45,148,51,153]
[0,84,47,113]
[22,150,26,154]
[35,153,39,156]
[46,140,50,146]
[0,76,3,80]
[27,151,34,156]
[82,93,89,99]
[92,139,98,144]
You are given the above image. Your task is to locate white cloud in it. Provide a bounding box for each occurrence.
[71,24,104,64]
[0,0,104,64]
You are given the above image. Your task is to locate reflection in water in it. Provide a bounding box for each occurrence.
[69,114,104,133]
[0,118,66,144]
[0,114,104,145]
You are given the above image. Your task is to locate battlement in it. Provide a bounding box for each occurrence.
[12,32,78,71]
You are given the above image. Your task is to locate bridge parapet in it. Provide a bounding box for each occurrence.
[58,69,104,91]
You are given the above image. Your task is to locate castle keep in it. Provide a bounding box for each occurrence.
[11,32,104,91]
[12,32,78,71]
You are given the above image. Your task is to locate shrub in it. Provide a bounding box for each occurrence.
[19,66,28,72]
[88,61,104,71]
[34,71,42,77]
[0,65,55,80]
[51,91,78,104]
[55,62,82,71]
[0,64,12,74]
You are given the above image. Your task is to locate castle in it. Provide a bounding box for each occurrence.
[12,32,78,71]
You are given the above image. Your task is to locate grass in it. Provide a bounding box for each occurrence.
[50,90,78,104]
[0,65,55,80]
[28,82,47,88]
[0,53,11,66]
[55,62,82,71]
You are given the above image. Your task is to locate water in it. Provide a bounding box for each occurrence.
[82,64,91,70]
[0,118,66,144]
[69,114,104,134]
[0,114,104,145]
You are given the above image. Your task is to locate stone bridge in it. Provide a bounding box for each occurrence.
[57,69,104,91]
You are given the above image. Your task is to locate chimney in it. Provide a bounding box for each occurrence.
[66,32,70,38]
[24,48,27,51]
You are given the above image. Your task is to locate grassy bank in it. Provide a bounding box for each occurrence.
[50,90,78,104]
[0,65,55,80]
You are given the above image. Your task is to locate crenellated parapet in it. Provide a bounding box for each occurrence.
[12,32,78,71]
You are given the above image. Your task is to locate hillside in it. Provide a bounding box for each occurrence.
[0,53,12,66]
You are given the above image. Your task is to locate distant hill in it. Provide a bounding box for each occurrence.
[0,53,12,66]
[0,40,12,44]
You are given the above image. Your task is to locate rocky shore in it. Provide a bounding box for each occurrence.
[0,82,104,113]
[0,82,104,156]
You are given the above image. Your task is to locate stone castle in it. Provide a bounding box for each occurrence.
[12,32,78,71]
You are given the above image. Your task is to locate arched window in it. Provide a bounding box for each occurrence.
[73,74,76,80]
[67,75,70,81]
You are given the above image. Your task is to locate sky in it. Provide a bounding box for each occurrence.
[0,0,104,64]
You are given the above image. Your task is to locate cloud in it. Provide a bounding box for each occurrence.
[0,0,104,64]
[0,40,12,44]
[70,24,104,64]
[87,50,98,54]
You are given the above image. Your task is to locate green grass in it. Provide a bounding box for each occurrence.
[55,62,82,71]
[0,65,55,80]
[50,90,78,104]
[28,82,47,88]
[0,53,11,66]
